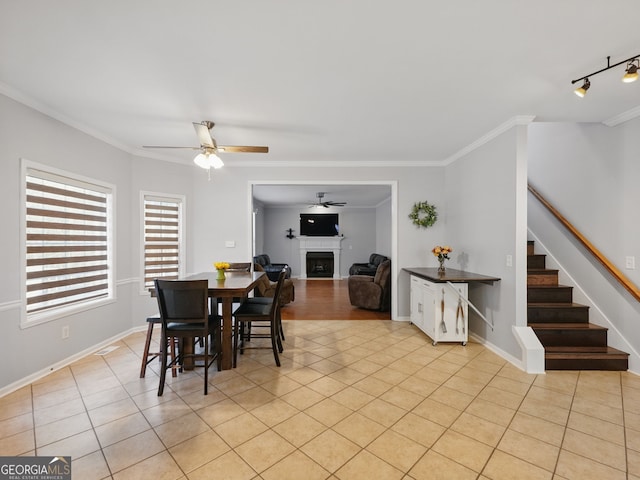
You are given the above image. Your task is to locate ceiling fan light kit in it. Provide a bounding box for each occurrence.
[572,54,640,97]
[143,120,269,172]
[193,152,224,170]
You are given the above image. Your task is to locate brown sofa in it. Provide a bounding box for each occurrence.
[254,264,295,305]
[348,259,391,311]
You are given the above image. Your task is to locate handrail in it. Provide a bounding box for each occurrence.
[528,183,640,303]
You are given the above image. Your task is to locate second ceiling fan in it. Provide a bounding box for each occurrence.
[310,192,347,208]
[143,121,269,169]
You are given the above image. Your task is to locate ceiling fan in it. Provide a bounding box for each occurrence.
[143,121,269,169]
[309,192,347,208]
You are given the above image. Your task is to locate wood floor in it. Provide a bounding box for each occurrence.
[281,278,391,320]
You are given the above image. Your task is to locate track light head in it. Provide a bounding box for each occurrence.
[574,78,590,98]
[623,59,639,83]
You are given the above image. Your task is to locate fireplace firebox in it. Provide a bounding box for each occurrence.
[306,252,334,278]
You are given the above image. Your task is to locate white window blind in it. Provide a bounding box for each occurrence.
[143,196,182,288]
[26,171,111,315]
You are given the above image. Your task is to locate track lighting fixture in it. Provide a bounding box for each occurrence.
[571,54,640,96]
[574,78,590,98]
[623,59,639,83]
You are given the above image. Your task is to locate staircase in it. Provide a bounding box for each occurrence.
[527,241,629,370]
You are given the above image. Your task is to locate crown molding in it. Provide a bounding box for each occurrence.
[442,115,536,166]
[0,81,135,155]
[2,83,538,169]
[603,105,640,127]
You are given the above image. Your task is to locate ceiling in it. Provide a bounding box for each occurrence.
[1,1,640,169]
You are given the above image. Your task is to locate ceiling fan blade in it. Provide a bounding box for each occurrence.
[218,145,269,153]
[193,122,215,148]
[143,145,201,150]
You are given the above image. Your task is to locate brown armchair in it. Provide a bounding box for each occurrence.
[254,264,295,305]
[348,259,391,311]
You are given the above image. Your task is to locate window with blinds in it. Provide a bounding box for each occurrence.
[143,195,183,288]
[25,170,112,316]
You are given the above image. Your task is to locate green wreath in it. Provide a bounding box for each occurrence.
[408,201,438,228]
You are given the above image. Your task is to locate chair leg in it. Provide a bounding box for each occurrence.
[169,336,178,377]
[276,308,284,352]
[215,326,222,371]
[279,311,286,342]
[139,322,155,378]
[270,320,281,367]
[203,335,209,395]
[158,332,168,396]
[233,319,240,368]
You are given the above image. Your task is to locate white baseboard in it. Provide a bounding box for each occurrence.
[0,326,147,398]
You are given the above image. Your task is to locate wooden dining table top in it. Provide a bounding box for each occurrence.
[183,270,265,295]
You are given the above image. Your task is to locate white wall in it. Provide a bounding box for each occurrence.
[528,121,640,370]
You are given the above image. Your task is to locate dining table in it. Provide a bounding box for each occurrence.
[185,270,265,370]
[151,270,265,371]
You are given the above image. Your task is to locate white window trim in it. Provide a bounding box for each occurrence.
[20,158,116,328]
[139,191,186,295]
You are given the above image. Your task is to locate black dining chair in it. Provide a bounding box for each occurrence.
[139,314,178,379]
[154,279,222,396]
[232,271,286,367]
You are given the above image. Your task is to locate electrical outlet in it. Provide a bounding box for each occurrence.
[225,241,235,248]
[626,256,636,270]
[506,255,513,267]
[62,326,70,339]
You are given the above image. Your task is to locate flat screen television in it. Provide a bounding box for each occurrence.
[300,213,339,236]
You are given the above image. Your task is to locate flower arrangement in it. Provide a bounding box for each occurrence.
[432,246,452,272]
[214,262,230,280]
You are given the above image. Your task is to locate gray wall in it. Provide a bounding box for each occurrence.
[0,94,135,389]
[260,206,378,278]
[444,125,528,361]
[528,121,640,370]
[0,91,527,390]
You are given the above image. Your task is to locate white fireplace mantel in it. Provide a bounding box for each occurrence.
[298,236,345,279]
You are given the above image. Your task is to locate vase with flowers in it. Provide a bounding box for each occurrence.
[214,262,230,280]
[432,246,452,273]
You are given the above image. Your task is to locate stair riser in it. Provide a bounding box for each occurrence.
[527,307,589,323]
[528,287,573,303]
[534,329,608,347]
[528,273,558,286]
[527,241,535,256]
[546,358,628,371]
[527,255,546,269]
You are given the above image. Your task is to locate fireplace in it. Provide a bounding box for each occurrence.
[298,236,344,279]
[306,252,334,278]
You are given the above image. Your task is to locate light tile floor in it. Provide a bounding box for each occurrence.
[2,320,640,479]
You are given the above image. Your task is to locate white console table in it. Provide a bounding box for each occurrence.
[404,268,500,346]
[298,236,345,279]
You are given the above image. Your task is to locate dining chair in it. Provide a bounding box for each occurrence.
[154,279,222,395]
[233,270,286,367]
[139,314,178,378]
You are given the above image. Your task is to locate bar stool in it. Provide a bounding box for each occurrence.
[139,315,178,378]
